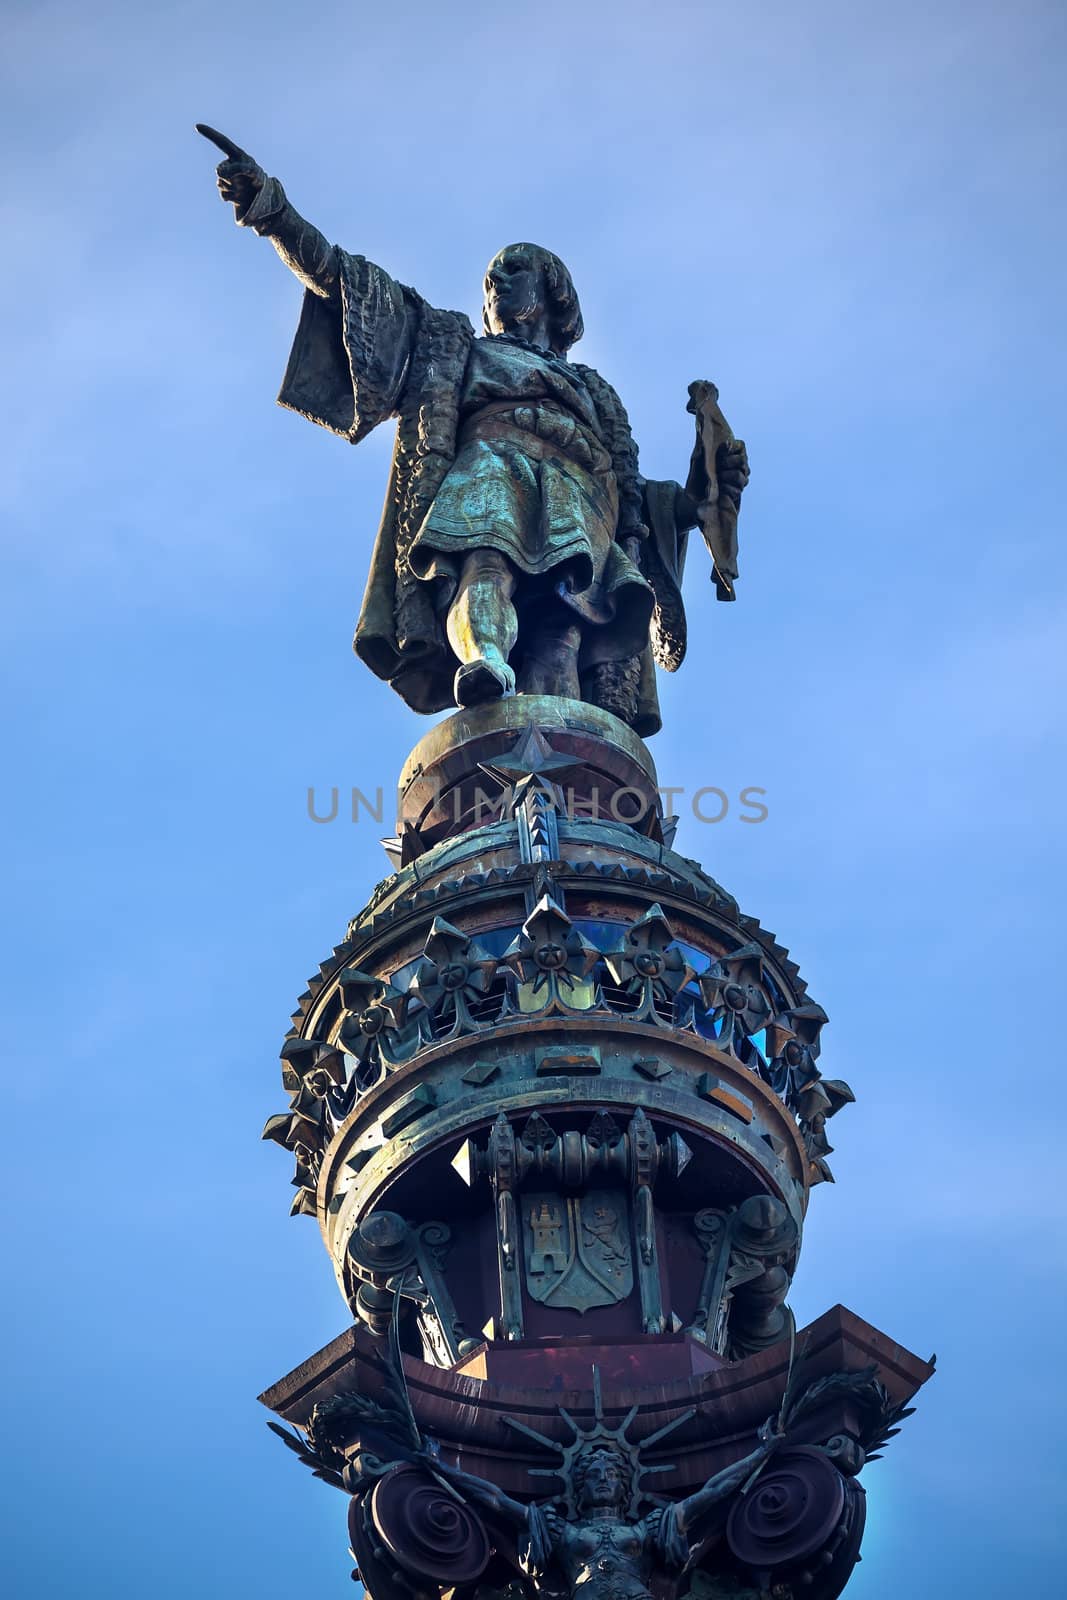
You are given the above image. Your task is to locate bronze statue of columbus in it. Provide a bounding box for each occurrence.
[199,126,749,736]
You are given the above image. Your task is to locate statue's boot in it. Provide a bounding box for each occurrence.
[455,655,516,706]
[448,550,518,707]
[517,619,582,699]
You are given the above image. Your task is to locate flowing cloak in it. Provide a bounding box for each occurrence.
[272,248,690,735]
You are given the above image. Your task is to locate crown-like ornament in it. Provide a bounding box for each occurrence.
[504,1366,695,1520]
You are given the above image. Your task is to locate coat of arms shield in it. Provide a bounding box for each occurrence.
[522,1190,634,1312]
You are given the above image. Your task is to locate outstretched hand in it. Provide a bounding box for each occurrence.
[196,123,265,215]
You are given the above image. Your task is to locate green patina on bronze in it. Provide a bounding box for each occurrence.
[198,124,749,735]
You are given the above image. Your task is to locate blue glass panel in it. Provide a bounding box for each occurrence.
[691,1004,720,1041]
[474,925,523,956]
[388,957,421,990]
[673,941,714,974]
[762,970,786,1008]
[387,925,521,989]
[573,919,628,951]
[388,923,730,994]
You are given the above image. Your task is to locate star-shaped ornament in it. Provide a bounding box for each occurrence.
[478,726,585,802]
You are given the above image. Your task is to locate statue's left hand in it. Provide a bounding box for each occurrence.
[716,439,750,513]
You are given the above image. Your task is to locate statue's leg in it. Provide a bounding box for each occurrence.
[447,549,518,707]
[517,618,582,699]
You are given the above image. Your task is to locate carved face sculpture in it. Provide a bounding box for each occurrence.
[575,1447,627,1512]
[483,246,545,337]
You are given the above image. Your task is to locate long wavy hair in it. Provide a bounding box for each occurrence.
[482,243,585,354]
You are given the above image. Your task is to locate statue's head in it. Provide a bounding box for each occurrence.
[482,243,584,354]
[573,1445,629,1511]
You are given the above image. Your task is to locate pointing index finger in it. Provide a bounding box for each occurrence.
[195,123,252,162]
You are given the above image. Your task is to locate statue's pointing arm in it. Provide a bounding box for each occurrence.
[198,125,420,444]
[198,124,339,298]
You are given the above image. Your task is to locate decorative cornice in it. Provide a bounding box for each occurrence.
[284,847,809,1048]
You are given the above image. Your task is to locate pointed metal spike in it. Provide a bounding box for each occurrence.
[673,1133,693,1179]
[503,1417,563,1453]
[451,1139,476,1187]
[558,1407,582,1440]
[639,1408,697,1449]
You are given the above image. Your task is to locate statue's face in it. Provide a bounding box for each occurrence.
[577,1451,625,1510]
[483,247,544,335]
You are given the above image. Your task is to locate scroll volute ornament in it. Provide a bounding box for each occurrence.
[348,1463,491,1598]
[725,1446,864,1598]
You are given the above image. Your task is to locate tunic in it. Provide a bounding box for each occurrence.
[264,237,687,733]
[410,336,653,666]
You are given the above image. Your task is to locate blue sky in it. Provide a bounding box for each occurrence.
[3,0,1065,1593]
